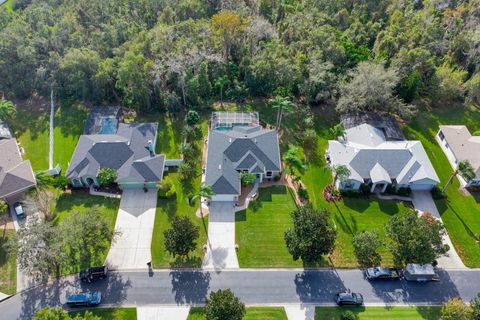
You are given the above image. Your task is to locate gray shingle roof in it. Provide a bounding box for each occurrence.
[0,139,36,199]
[205,123,281,195]
[343,112,405,141]
[67,122,165,184]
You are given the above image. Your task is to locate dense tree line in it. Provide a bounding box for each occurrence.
[1,0,480,114]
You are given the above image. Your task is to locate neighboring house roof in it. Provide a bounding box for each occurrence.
[66,123,165,183]
[205,124,281,195]
[0,139,36,199]
[0,121,12,140]
[328,123,439,186]
[342,113,405,141]
[439,125,480,179]
[84,106,122,135]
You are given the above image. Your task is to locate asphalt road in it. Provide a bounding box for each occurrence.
[1,268,480,319]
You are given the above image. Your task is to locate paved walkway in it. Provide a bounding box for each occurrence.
[411,191,466,269]
[202,201,239,270]
[0,293,9,302]
[106,189,157,269]
[284,305,315,320]
[137,306,190,320]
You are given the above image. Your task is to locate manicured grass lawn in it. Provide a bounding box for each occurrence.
[70,307,136,320]
[0,230,16,295]
[405,106,480,267]
[235,185,304,267]
[315,306,442,320]
[54,191,120,273]
[12,102,87,172]
[188,307,287,320]
[151,172,208,268]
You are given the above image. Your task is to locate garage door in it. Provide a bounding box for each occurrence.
[410,184,434,191]
[212,194,236,202]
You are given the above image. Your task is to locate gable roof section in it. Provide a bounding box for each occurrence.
[370,163,391,183]
[0,139,36,198]
[439,125,480,179]
[205,125,281,195]
[343,112,405,141]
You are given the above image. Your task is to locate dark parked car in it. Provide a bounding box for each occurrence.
[335,291,364,306]
[66,292,101,307]
[80,266,108,282]
[365,267,402,280]
[13,202,25,219]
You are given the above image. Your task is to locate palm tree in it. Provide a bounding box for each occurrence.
[214,76,230,107]
[190,184,216,217]
[269,95,295,129]
[330,122,346,140]
[332,164,351,190]
[443,160,476,192]
[0,99,16,120]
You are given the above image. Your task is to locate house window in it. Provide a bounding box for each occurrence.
[439,131,445,141]
[266,171,272,177]
[343,181,354,190]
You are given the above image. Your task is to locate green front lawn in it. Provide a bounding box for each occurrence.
[235,185,304,267]
[151,172,208,268]
[54,191,120,273]
[0,230,16,295]
[188,307,287,320]
[406,106,480,267]
[315,306,442,320]
[70,307,136,320]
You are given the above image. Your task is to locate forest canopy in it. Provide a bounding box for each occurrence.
[1,0,480,116]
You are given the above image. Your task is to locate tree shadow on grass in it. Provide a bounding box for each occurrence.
[169,256,203,268]
[235,210,246,222]
[333,202,355,236]
[342,198,370,213]
[157,198,178,221]
[55,104,88,137]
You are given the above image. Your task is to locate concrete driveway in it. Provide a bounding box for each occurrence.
[106,189,157,270]
[202,201,239,270]
[411,190,466,269]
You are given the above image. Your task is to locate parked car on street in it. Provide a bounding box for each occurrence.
[335,291,364,306]
[365,267,402,280]
[66,292,101,307]
[403,263,439,282]
[80,266,108,282]
[13,202,25,219]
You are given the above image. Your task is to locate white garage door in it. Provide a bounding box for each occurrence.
[212,194,236,202]
[410,184,434,191]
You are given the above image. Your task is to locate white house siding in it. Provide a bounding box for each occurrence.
[211,194,236,202]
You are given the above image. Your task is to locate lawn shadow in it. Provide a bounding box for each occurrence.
[416,306,443,320]
[332,202,355,236]
[55,104,88,137]
[235,210,246,222]
[169,256,203,268]
[342,198,369,213]
[445,200,479,242]
[170,270,211,304]
[157,198,178,221]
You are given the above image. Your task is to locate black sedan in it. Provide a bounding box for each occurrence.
[365,267,402,280]
[335,291,364,306]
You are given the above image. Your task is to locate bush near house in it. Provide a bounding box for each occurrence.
[97,168,117,186]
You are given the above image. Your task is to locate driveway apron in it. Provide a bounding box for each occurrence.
[411,190,466,269]
[202,201,239,270]
[106,189,157,269]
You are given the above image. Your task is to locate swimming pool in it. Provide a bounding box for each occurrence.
[99,117,118,134]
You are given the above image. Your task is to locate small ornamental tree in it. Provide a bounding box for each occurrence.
[164,216,200,258]
[353,230,383,267]
[205,289,246,320]
[471,292,480,320]
[441,297,472,320]
[97,168,117,186]
[285,206,337,263]
[185,110,200,126]
[386,210,449,266]
[0,199,8,235]
[240,172,256,185]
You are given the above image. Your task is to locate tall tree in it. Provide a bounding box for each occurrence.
[0,99,16,121]
[269,95,295,129]
[337,61,415,120]
[443,160,476,192]
[283,145,306,175]
[386,210,449,266]
[164,216,200,258]
[205,289,246,320]
[332,164,351,189]
[214,76,230,107]
[330,122,346,140]
[211,10,247,61]
[190,184,216,217]
[353,230,382,267]
[284,206,337,263]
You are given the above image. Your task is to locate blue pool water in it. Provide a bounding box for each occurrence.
[99,117,118,134]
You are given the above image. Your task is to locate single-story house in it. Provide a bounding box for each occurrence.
[205,112,282,202]
[0,138,36,202]
[436,125,480,187]
[66,119,166,190]
[327,114,439,192]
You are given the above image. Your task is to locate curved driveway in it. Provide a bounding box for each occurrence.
[2,268,480,319]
